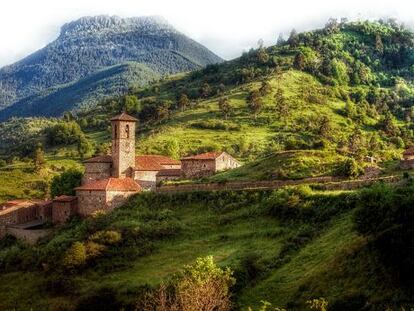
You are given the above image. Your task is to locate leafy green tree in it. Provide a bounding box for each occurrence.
[218,97,232,120]
[375,34,384,55]
[288,29,299,48]
[274,88,289,117]
[337,158,363,178]
[257,48,270,64]
[259,80,272,96]
[50,169,83,198]
[380,112,399,136]
[46,121,84,146]
[293,52,305,70]
[123,95,141,114]
[248,90,263,119]
[178,94,190,112]
[33,143,46,171]
[163,139,180,159]
[344,101,357,119]
[77,135,93,159]
[199,82,211,98]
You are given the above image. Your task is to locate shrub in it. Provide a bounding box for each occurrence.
[335,158,363,178]
[190,120,240,131]
[89,230,122,245]
[50,169,83,198]
[138,256,235,311]
[62,242,87,269]
[0,159,6,168]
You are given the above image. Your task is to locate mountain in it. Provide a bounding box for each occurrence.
[0,15,222,119]
[2,19,414,310]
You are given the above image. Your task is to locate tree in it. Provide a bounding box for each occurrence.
[248,90,263,119]
[293,52,305,70]
[375,34,384,55]
[380,111,399,136]
[274,88,289,117]
[33,143,46,171]
[123,95,141,114]
[199,82,211,98]
[46,121,84,146]
[163,139,180,159]
[50,169,83,198]
[77,135,93,159]
[337,158,363,178]
[259,80,272,96]
[218,97,232,120]
[257,47,269,64]
[178,94,190,112]
[344,101,357,119]
[276,33,285,46]
[288,29,299,48]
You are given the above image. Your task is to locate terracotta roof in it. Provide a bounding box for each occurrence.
[110,112,138,122]
[181,151,224,160]
[403,146,414,156]
[53,195,78,202]
[134,155,180,171]
[75,178,141,192]
[84,155,112,163]
[0,199,42,210]
[156,169,182,177]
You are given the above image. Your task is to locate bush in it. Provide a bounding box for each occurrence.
[335,158,363,178]
[190,120,240,131]
[0,159,6,168]
[50,169,83,198]
[89,230,122,245]
[62,242,87,269]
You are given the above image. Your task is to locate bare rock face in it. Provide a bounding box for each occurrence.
[0,15,222,119]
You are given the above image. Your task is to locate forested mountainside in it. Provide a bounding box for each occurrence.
[0,15,222,118]
[2,18,414,311]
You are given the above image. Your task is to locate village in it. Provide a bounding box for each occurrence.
[0,113,241,242]
[2,112,414,244]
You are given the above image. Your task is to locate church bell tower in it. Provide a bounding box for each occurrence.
[110,113,137,178]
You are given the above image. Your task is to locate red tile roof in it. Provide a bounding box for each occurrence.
[75,178,141,192]
[53,195,78,202]
[156,169,182,177]
[403,146,414,156]
[84,155,112,163]
[134,155,180,171]
[181,151,224,160]
[110,112,138,122]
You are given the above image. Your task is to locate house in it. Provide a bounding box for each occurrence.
[400,146,414,169]
[52,195,78,224]
[181,151,241,178]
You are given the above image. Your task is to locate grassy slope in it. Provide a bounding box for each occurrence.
[0,188,406,310]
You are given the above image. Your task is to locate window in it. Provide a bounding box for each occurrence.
[125,124,130,138]
[114,124,118,138]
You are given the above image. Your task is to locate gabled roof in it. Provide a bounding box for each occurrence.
[181,151,224,160]
[84,155,112,163]
[75,178,141,192]
[134,155,181,171]
[403,146,414,156]
[110,112,138,122]
[53,195,78,202]
[156,169,182,177]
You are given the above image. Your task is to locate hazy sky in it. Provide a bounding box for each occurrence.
[1,0,414,67]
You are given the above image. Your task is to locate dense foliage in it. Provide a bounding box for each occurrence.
[50,169,83,198]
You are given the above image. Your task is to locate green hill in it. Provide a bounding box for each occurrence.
[2,19,414,310]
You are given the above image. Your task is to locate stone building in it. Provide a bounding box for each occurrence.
[52,195,78,224]
[75,177,141,216]
[181,151,241,178]
[400,146,414,169]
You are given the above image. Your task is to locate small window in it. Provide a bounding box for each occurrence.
[114,124,118,138]
[203,164,207,168]
[125,124,130,138]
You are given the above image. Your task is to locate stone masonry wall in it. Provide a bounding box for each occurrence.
[83,162,112,184]
[52,200,78,224]
[134,170,158,190]
[76,190,107,216]
[181,159,216,178]
[112,120,136,178]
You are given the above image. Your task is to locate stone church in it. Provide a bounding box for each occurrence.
[75,112,180,215]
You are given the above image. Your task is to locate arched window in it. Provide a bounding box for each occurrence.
[125,124,130,138]
[114,124,117,138]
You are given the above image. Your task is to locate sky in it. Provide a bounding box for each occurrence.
[1,0,414,67]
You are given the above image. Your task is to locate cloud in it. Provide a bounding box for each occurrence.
[1,0,414,67]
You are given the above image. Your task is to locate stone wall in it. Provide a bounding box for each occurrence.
[76,190,106,216]
[52,199,78,223]
[318,176,400,190]
[82,162,112,184]
[134,170,158,190]
[107,190,136,210]
[215,153,241,171]
[5,227,51,245]
[157,176,336,193]
[181,159,216,178]
[0,205,38,226]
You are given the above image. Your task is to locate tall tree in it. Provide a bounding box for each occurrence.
[288,29,299,48]
[178,94,190,112]
[33,143,46,171]
[218,97,232,120]
[293,52,305,70]
[375,34,384,55]
[277,33,285,46]
[199,82,211,98]
[77,135,93,159]
[259,80,272,96]
[274,88,289,117]
[247,90,263,119]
